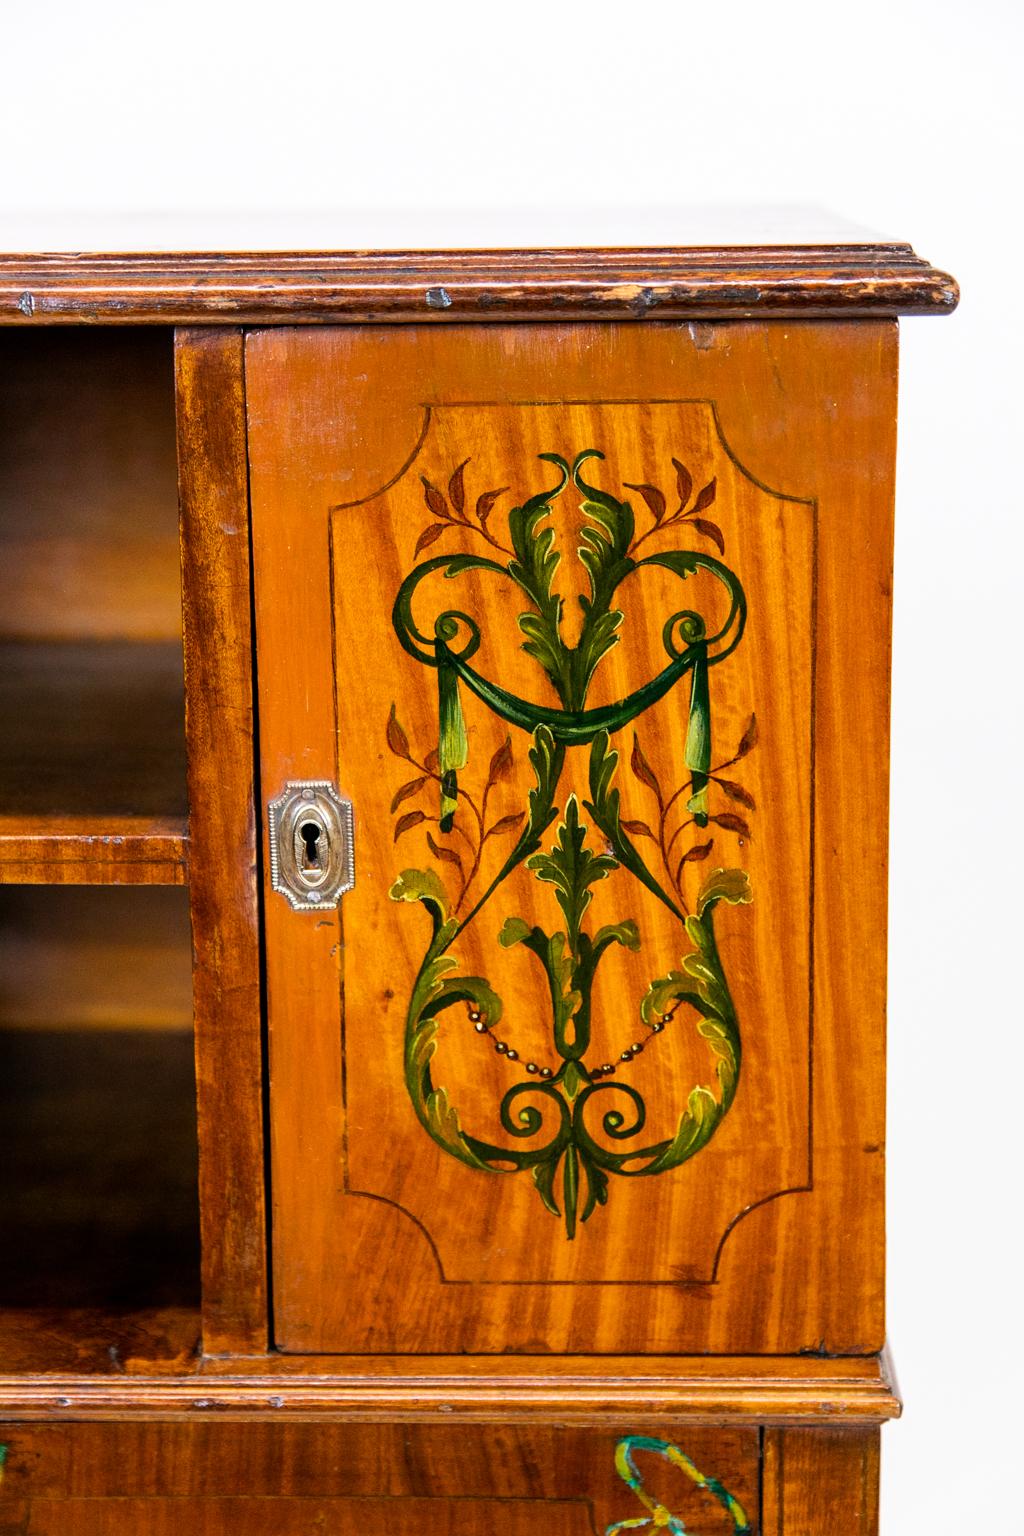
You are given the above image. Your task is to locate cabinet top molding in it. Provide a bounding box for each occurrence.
[0,243,957,324]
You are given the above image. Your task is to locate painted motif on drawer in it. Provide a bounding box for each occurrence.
[609,1435,751,1534]
[331,398,812,1290]
[387,449,756,1239]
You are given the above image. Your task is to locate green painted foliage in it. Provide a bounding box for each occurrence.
[527,796,617,945]
[388,446,756,1237]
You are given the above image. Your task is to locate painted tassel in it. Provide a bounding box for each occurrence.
[437,660,468,832]
[684,647,711,827]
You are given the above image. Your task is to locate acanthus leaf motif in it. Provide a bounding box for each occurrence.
[386,446,758,1238]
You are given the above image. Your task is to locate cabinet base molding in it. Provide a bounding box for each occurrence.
[0,1351,899,1425]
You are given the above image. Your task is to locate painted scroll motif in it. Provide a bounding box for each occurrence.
[386,448,759,1239]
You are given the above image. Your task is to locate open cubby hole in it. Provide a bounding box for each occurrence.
[0,327,187,854]
[0,330,201,1335]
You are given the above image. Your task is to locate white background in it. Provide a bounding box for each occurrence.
[1,0,1021,1528]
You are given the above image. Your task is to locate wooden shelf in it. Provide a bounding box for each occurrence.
[0,1306,201,1378]
[0,815,187,885]
[0,641,188,885]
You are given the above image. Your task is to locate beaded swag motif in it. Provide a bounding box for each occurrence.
[386,449,757,1240]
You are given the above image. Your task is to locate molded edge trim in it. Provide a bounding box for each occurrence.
[0,245,958,323]
[0,1353,902,1423]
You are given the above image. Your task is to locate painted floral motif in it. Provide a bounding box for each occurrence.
[387,449,757,1238]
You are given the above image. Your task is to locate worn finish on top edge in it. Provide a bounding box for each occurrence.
[0,244,958,324]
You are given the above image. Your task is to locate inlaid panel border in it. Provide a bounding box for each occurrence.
[328,396,817,1291]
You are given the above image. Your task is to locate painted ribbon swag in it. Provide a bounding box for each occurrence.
[608,1435,751,1534]
[388,448,755,1239]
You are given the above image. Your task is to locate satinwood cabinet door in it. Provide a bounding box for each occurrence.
[246,322,894,1354]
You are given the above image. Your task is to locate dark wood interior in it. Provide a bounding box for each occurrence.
[0,884,193,1029]
[0,329,196,1328]
[0,887,198,1312]
[0,329,187,886]
[0,328,182,645]
[0,1027,199,1310]
[0,641,186,820]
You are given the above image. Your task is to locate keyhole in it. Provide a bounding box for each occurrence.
[299,821,323,871]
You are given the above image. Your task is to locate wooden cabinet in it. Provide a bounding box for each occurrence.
[248,320,889,1357]
[0,241,956,1532]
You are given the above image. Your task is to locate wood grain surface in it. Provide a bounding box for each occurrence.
[0,1350,900,1421]
[0,1308,201,1378]
[247,320,896,1356]
[0,244,957,326]
[0,816,187,885]
[0,1421,885,1533]
[0,1422,759,1534]
[175,329,267,1353]
[0,1502,602,1535]
[762,1427,880,1535]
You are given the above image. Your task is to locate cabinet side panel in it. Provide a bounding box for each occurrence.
[176,327,267,1352]
[762,1426,880,1535]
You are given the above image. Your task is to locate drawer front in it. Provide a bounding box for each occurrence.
[0,1422,760,1534]
[246,321,894,1354]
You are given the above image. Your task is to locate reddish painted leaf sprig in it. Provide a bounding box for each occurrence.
[626,455,724,555]
[386,704,525,911]
[624,713,758,913]
[415,459,512,557]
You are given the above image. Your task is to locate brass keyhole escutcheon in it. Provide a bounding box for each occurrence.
[268,781,355,911]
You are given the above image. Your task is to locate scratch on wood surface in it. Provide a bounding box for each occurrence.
[601,283,660,316]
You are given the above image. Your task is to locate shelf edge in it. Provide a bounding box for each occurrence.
[0,815,189,885]
[0,1359,901,1424]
